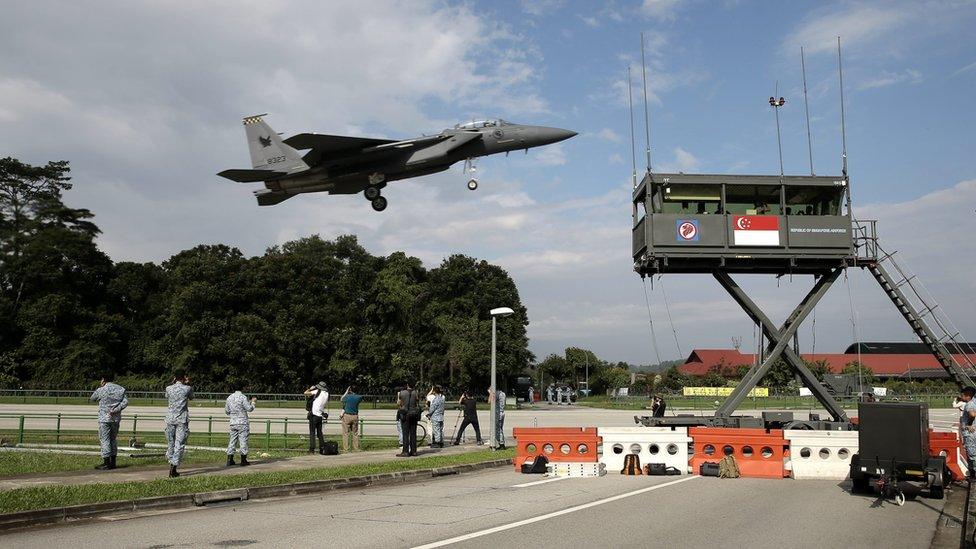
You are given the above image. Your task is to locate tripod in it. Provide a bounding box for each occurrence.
[449,409,463,445]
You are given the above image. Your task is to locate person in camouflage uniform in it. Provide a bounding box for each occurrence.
[164,371,194,478]
[89,372,129,470]
[224,388,256,466]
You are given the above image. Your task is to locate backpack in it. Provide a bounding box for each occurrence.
[718,455,740,478]
[646,464,682,476]
[621,454,643,475]
[321,440,339,455]
[645,463,667,476]
[521,455,549,474]
[402,389,420,420]
[699,461,720,477]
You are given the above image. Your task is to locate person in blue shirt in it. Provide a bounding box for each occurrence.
[89,372,128,470]
[340,385,363,452]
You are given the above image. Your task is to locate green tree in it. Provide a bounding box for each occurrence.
[661,366,689,391]
[590,366,630,395]
[842,362,875,384]
[538,354,573,383]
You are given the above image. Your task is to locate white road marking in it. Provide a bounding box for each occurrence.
[413,475,700,549]
[511,476,572,488]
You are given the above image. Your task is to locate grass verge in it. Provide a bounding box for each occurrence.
[0,448,513,514]
[0,438,402,477]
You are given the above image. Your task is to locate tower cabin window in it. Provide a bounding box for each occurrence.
[725,184,782,215]
[785,186,843,216]
[659,184,721,214]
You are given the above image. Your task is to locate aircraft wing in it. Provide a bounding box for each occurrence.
[284,133,395,152]
[285,133,451,166]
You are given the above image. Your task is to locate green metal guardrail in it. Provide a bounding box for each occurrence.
[0,413,408,451]
[0,389,400,407]
[575,392,956,410]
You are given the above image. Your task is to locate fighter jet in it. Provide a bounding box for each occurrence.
[217,115,576,211]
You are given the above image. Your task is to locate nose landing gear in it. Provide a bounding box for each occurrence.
[463,158,479,191]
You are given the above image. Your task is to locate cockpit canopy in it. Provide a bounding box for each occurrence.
[455,119,511,130]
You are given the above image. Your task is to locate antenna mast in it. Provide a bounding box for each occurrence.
[770,82,785,177]
[640,32,652,172]
[837,36,853,218]
[628,65,638,188]
[801,46,815,175]
[837,37,848,179]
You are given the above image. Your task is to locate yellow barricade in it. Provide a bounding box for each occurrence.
[682,387,769,397]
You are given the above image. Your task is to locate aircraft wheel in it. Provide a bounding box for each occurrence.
[371,196,388,212]
[364,186,381,200]
[467,179,478,191]
[893,491,905,506]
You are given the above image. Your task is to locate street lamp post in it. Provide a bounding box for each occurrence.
[490,307,514,450]
[585,354,589,398]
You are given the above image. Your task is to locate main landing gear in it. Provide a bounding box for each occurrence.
[365,173,387,212]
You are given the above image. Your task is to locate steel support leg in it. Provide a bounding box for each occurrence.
[713,270,848,422]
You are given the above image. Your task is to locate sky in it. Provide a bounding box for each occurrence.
[2,0,975,365]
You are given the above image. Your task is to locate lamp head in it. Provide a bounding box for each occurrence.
[490,307,515,317]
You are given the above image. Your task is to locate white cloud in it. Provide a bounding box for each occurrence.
[785,4,912,55]
[529,143,568,166]
[952,60,976,77]
[578,14,600,27]
[520,0,566,17]
[596,128,622,142]
[609,153,624,164]
[658,147,700,172]
[856,68,923,90]
[0,1,553,262]
[640,0,683,20]
[601,31,708,108]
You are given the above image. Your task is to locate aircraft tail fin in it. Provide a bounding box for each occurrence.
[243,114,309,173]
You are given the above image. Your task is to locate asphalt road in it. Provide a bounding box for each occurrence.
[0,466,953,548]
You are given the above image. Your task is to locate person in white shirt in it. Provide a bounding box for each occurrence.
[303,381,330,454]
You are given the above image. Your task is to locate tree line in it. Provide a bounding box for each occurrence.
[0,158,532,393]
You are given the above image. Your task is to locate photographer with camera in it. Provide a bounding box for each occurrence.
[453,390,483,446]
[303,382,329,454]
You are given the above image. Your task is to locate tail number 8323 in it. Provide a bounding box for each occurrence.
[267,156,286,165]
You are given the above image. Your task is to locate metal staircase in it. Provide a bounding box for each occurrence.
[855,221,976,389]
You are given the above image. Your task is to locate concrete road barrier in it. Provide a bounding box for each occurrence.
[784,430,858,480]
[599,427,692,475]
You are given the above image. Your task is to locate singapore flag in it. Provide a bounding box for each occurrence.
[732,215,780,246]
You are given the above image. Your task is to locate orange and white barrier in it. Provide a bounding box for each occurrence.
[513,427,601,472]
[598,427,692,474]
[690,427,788,479]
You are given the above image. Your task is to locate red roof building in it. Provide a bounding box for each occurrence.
[678,349,976,379]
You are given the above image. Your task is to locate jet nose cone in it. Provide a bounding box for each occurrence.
[539,127,578,145]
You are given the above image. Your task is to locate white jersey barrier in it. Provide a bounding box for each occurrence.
[598,427,692,474]
[784,430,858,480]
[547,462,607,478]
